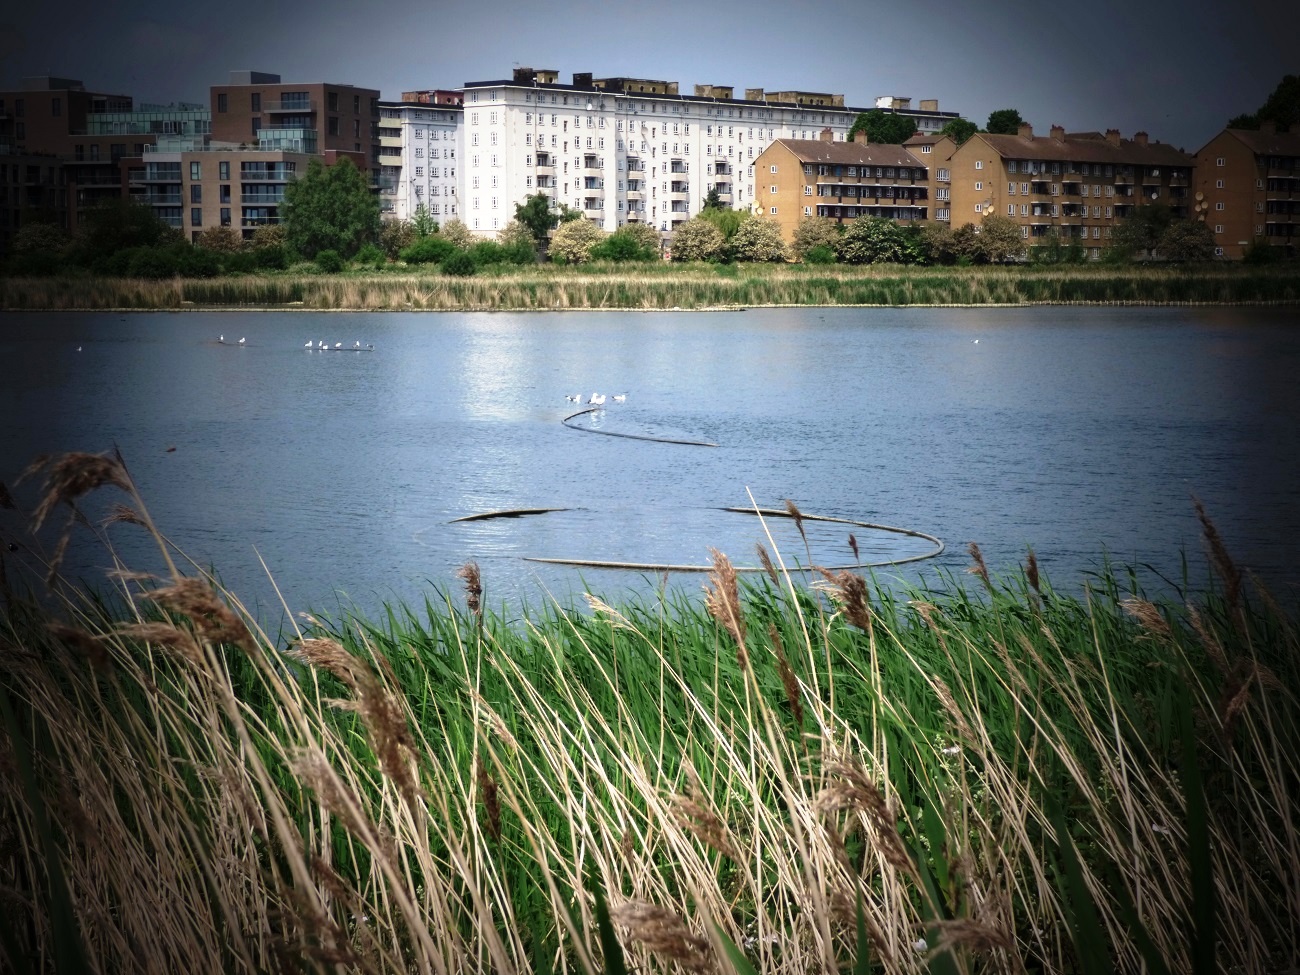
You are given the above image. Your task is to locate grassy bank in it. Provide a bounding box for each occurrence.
[2,262,1298,310]
[2,451,1297,973]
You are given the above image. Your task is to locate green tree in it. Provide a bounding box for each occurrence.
[73,199,180,263]
[1111,203,1174,260]
[496,218,536,250]
[847,110,917,145]
[974,213,1024,263]
[791,217,841,261]
[618,221,662,256]
[250,223,287,250]
[12,222,70,255]
[589,226,658,262]
[670,218,725,262]
[728,217,786,262]
[280,157,380,260]
[940,118,979,145]
[837,217,909,264]
[1229,74,1300,131]
[548,219,604,264]
[1157,220,1216,261]
[514,192,559,244]
[986,109,1025,135]
[702,186,727,210]
[411,203,438,238]
[697,205,748,241]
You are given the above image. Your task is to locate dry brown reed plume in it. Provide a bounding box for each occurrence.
[818,568,873,634]
[609,900,714,973]
[967,541,992,592]
[147,577,256,653]
[783,498,807,543]
[477,756,502,842]
[670,766,739,862]
[458,560,483,618]
[770,623,804,728]
[848,532,860,565]
[755,542,779,586]
[1024,547,1040,594]
[704,548,747,667]
[816,755,914,877]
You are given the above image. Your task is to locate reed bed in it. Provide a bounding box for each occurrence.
[1,452,1297,973]
[2,264,1297,310]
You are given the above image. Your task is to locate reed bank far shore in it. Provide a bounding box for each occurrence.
[2,262,1299,311]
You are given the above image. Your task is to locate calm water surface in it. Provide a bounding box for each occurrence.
[3,306,1298,620]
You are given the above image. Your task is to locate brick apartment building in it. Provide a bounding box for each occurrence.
[1195,123,1300,259]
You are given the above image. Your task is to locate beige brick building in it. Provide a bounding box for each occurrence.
[1195,124,1300,259]
[945,124,1194,258]
[752,131,932,245]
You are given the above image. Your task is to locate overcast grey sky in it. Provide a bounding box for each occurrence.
[0,0,1288,151]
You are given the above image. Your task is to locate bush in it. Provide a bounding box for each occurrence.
[439,220,475,250]
[728,217,787,262]
[791,217,841,261]
[589,228,658,262]
[354,242,387,269]
[251,245,288,270]
[804,245,837,265]
[440,250,476,276]
[4,250,64,276]
[837,217,909,265]
[379,219,416,259]
[12,222,70,256]
[548,219,604,264]
[670,218,725,262]
[468,240,507,267]
[399,236,456,265]
[314,249,345,273]
[126,246,181,279]
[221,251,259,275]
[175,247,221,278]
[195,226,244,253]
[1243,240,1286,265]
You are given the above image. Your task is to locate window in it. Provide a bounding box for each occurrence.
[1021,226,1029,238]
[328,92,339,112]
[804,185,812,196]
[769,207,777,214]
[1215,157,1225,167]
[217,93,228,112]
[975,160,983,169]
[328,117,339,136]
[190,162,201,180]
[1215,224,1224,234]
[191,208,202,227]
[220,208,231,226]
[1215,202,1224,210]
[974,181,982,191]
[1007,204,1015,215]
[219,161,229,180]
[1216,179,1224,188]
[250,93,260,112]
[770,165,778,173]
[219,185,230,204]
[1020,204,1028,216]
[51,97,61,117]
[974,204,982,213]
[1009,182,1016,194]
[804,205,812,215]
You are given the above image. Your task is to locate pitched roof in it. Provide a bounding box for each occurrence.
[973,131,1193,168]
[768,138,926,169]
[1224,127,1300,156]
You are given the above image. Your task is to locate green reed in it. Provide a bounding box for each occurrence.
[1,452,1297,973]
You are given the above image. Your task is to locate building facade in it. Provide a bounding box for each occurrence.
[945,124,1194,258]
[753,133,931,244]
[377,95,462,222]
[456,67,958,238]
[1195,124,1300,259]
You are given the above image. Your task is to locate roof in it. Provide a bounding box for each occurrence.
[972,131,1193,167]
[766,139,926,169]
[1223,127,1300,156]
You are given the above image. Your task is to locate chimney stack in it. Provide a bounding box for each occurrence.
[1105,128,1121,146]
[1050,124,1065,141]
[1018,122,1034,140]
[819,127,834,142]
[1133,131,1149,147]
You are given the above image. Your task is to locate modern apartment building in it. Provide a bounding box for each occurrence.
[377,93,462,222]
[124,145,312,241]
[1195,123,1300,259]
[0,77,201,231]
[944,124,1194,258]
[0,146,65,253]
[752,132,931,244]
[209,71,380,173]
[456,67,959,238]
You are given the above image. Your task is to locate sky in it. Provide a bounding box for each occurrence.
[0,0,1289,152]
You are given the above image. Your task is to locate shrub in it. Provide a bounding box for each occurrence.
[175,247,221,278]
[440,250,476,276]
[468,240,507,267]
[125,246,181,279]
[252,245,288,270]
[1158,220,1216,262]
[496,219,537,250]
[548,219,604,264]
[314,249,345,273]
[804,244,837,265]
[4,250,64,276]
[399,236,456,265]
[670,218,725,262]
[589,228,658,262]
[439,220,475,250]
[791,217,841,261]
[837,217,909,265]
[354,242,387,269]
[195,226,244,253]
[728,217,787,262]
[12,222,70,256]
[379,219,415,258]
[1243,240,1286,265]
[220,251,259,275]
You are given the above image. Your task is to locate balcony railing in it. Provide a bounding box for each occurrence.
[262,101,316,113]
[241,194,284,204]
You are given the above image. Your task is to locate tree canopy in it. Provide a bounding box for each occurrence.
[985,109,1025,135]
[940,119,979,145]
[514,193,559,244]
[847,110,918,145]
[1228,74,1300,131]
[280,157,380,260]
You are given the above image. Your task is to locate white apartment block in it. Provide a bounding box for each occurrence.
[377,96,462,222]
[458,68,959,238]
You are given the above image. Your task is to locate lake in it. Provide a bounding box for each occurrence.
[3,305,1298,622]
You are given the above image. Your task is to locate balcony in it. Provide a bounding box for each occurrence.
[626,157,645,173]
[583,177,603,190]
[583,198,603,212]
[139,192,182,206]
[536,176,554,188]
[1114,172,1134,184]
[263,101,316,113]
[1142,171,1162,184]
[626,189,642,200]
[582,155,602,172]
[714,163,731,176]
[670,182,689,197]
[1169,174,1190,187]
[239,170,296,181]
[670,161,688,174]
[242,194,284,205]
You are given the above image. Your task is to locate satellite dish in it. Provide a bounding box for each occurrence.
[1195,191,1204,201]
[1150,190,1159,200]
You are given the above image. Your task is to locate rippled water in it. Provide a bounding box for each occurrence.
[3,305,1298,619]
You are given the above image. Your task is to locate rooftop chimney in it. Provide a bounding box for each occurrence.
[819,127,834,142]
[1105,128,1121,146]
[1133,131,1148,147]
[1050,124,1065,141]
[1018,122,1034,140]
